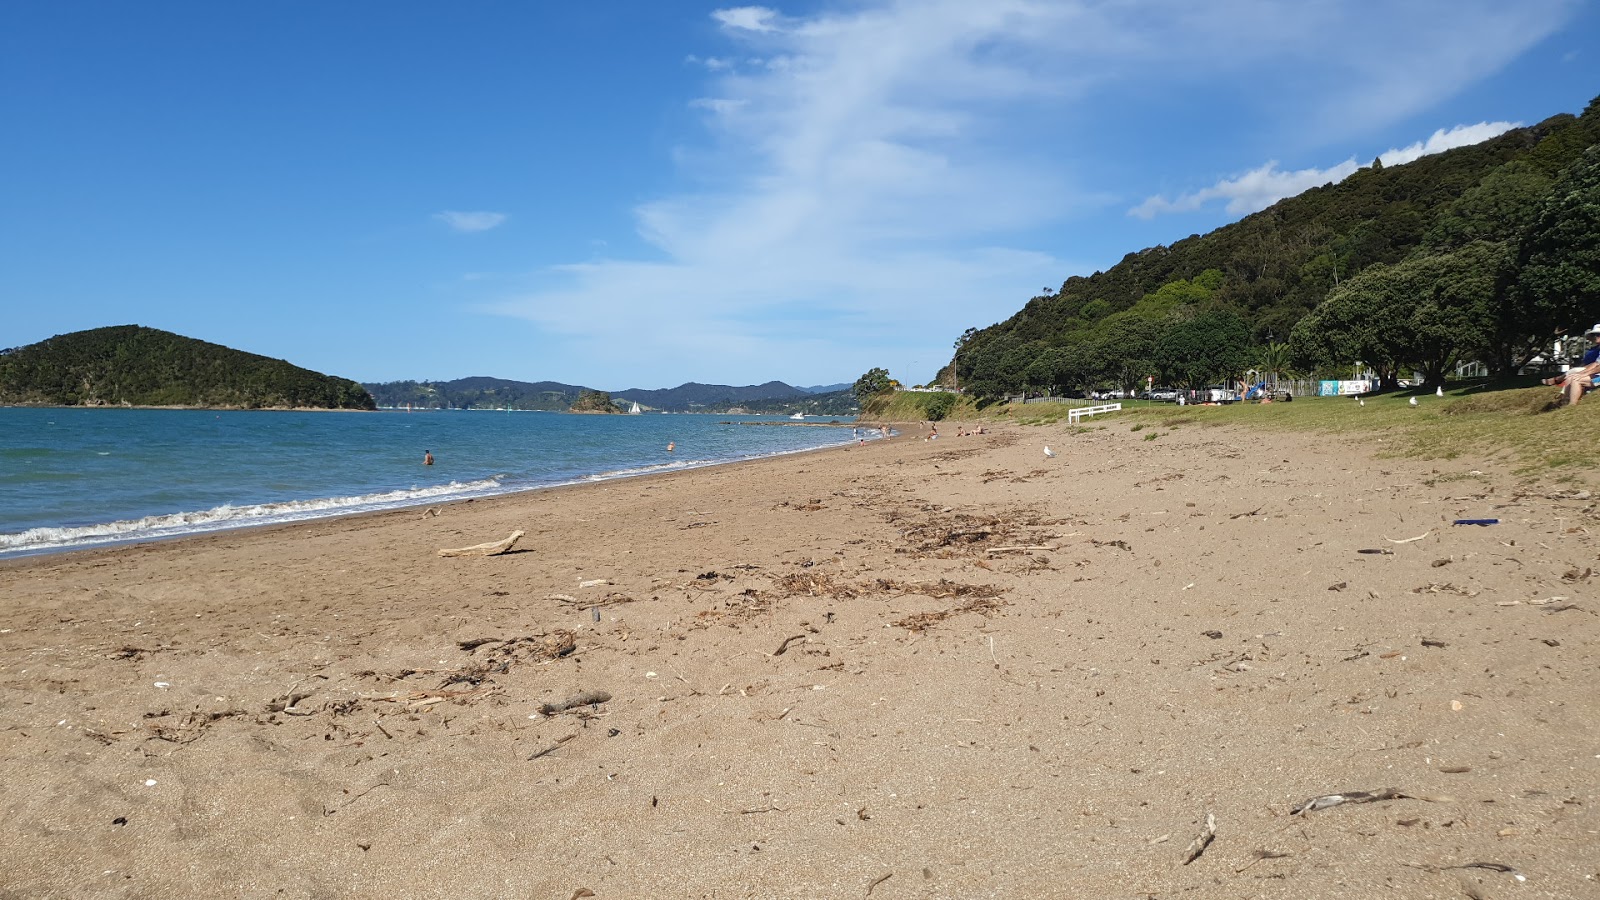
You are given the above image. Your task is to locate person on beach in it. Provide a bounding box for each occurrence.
[1544,324,1600,406]
[423,450,434,466]
[667,441,675,452]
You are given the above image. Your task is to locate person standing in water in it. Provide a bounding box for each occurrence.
[424,450,434,466]
[667,441,675,452]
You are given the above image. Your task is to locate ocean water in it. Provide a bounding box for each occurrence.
[0,407,874,558]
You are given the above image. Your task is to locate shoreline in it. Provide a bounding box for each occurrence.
[2,419,1595,897]
[0,428,875,562]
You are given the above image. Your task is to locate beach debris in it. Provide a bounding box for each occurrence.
[322,778,391,816]
[527,734,577,760]
[1452,519,1499,526]
[420,507,440,519]
[538,690,612,715]
[772,634,808,656]
[569,889,596,899]
[1357,548,1395,555]
[1404,861,1527,883]
[1229,506,1264,519]
[1386,531,1432,544]
[1180,812,1216,865]
[1202,630,1223,639]
[1235,849,1293,874]
[579,578,611,588]
[1292,787,1446,815]
[866,872,893,896]
[437,529,525,557]
[1421,638,1448,648]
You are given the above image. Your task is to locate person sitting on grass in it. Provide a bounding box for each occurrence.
[1544,323,1600,406]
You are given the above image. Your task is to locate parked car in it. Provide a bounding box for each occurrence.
[1141,388,1180,402]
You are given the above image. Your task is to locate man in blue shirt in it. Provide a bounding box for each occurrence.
[1555,324,1600,406]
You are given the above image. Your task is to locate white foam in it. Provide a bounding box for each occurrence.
[0,477,504,555]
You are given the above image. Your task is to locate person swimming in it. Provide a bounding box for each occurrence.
[424,450,434,466]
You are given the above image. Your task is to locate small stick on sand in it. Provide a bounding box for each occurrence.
[1292,787,1441,815]
[985,545,1055,554]
[773,634,807,656]
[1385,531,1431,544]
[527,733,577,760]
[1181,811,1216,865]
[866,873,892,896]
[538,690,612,715]
[438,530,525,558]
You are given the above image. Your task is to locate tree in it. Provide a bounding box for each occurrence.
[1155,311,1251,389]
[1512,144,1600,333]
[852,367,893,403]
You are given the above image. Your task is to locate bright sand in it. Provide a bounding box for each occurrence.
[1,419,1595,898]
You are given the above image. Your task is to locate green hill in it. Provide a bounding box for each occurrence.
[0,325,376,410]
[948,95,1600,397]
[362,376,587,410]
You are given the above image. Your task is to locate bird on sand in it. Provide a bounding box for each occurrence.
[1409,396,1419,407]
[1436,385,1444,397]
[1043,446,1057,458]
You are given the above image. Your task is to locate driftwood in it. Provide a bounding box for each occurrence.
[1291,787,1442,815]
[438,529,525,558]
[527,734,576,760]
[1180,812,1216,865]
[538,690,612,715]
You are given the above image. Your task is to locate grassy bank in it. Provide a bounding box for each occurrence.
[1025,385,1599,481]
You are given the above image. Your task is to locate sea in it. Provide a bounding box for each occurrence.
[0,407,877,559]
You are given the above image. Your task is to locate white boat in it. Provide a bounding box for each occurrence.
[629,401,642,415]
[789,412,806,420]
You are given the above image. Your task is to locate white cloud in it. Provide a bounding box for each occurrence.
[1130,120,1521,219]
[1378,121,1520,166]
[434,210,507,233]
[712,6,781,33]
[485,1,1575,384]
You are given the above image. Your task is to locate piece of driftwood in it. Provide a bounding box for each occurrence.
[527,734,576,760]
[1293,787,1429,815]
[438,529,525,558]
[773,634,807,656]
[538,690,612,715]
[1181,812,1216,865]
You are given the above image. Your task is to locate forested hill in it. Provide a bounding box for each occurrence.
[362,377,831,412]
[948,95,1600,396]
[610,381,809,410]
[0,326,376,409]
[363,377,590,411]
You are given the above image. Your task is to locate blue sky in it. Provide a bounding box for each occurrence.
[3,2,1595,390]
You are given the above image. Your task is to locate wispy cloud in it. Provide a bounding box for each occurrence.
[434,210,507,233]
[488,1,1575,384]
[1130,121,1521,219]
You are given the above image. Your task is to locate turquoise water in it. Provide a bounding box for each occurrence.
[0,408,872,557]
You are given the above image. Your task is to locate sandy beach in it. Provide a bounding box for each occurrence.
[1,418,1595,899]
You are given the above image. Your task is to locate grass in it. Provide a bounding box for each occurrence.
[1003,384,1600,480]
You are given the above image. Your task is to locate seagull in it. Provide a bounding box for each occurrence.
[1436,385,1444,397]
[1409,396,1419,407]
[1043,446,1057,458]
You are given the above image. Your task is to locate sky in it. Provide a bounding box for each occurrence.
[2,2,1596,390]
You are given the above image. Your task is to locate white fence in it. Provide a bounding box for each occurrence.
[1067,403,1121,424]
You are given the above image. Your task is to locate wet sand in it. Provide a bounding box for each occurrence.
[1,418,1595,898]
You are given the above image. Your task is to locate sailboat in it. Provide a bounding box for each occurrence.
[629,401,642,415]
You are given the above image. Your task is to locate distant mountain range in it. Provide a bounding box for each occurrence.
[362,376,858,414]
